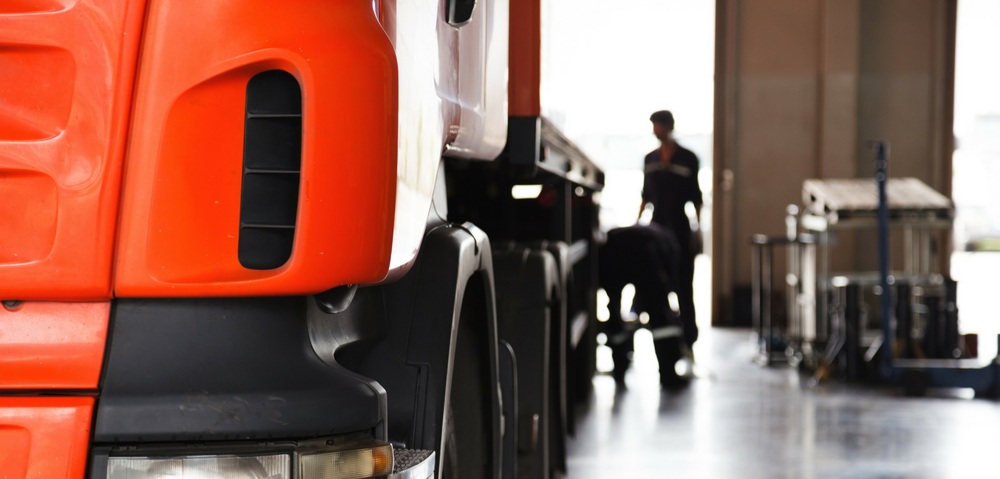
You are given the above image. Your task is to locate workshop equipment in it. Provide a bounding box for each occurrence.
[871,142,1000,397]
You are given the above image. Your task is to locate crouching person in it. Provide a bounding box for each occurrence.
[599,224,688,388]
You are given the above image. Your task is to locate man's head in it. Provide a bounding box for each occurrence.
[649,110,675,143]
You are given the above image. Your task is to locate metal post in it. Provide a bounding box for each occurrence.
[904,225,914,275]
[845,283,861,382]
[896,282,911,358]
[751,238,762,355]
[923,294,942,358]
[921,226,931,275]
[788,240,800,353]
[819,229,830,343]
[875,141,894,374]
[944,278,959,359]
[763,243,774,364]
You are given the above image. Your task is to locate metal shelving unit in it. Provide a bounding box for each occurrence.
[800,177,954,347]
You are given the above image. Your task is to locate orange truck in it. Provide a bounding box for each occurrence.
[0,1,602,478]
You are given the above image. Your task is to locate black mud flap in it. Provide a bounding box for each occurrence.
[493,244,561,479]
[527,241,571,473]
[348,223,503,479]
[498,340,518,479]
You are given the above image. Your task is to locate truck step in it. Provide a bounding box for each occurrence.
[390,448,435,479]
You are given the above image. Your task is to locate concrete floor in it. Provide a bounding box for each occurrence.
[565,328,1000,478]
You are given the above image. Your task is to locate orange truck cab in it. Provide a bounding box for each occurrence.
[0,1,602,478]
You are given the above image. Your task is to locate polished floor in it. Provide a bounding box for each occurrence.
[564,328,1000,479]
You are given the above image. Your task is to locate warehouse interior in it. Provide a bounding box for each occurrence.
[549,0,1000,476]
[4,0,999,477]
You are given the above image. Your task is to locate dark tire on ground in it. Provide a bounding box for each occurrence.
[441,275,497,479]
[440,406,460,478]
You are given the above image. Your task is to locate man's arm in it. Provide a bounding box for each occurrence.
[689,152,704,253]
[690,152,704,230]
[640,163,653,222]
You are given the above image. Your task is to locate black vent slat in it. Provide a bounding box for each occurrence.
[246,73,301,114]
[239,70,302,270]
[238,228,296,270]
[247,113,303,119]
[244,116,302,171]
[241,224,296,230]
[240,173,300,227]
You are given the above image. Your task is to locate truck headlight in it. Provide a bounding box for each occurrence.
[105,443,394,479]
[300,444,393,478]
[107,454,290,478]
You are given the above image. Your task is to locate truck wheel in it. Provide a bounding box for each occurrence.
[441,406,460,477]
[441,275,497,478]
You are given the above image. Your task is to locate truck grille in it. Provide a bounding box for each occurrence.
[239,70,302,270]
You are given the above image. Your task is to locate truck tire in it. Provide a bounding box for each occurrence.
[441,277,496,478]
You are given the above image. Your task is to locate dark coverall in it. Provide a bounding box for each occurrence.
[642,144,703,348]
[600,224,684,386]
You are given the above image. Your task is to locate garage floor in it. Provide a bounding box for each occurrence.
[565,327,1000,478]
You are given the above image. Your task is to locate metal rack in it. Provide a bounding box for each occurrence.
[799,177,953,346]
[750,233,815,366]
[752,148,1000,395]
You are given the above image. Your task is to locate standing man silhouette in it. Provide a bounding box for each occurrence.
[639,110,703,350]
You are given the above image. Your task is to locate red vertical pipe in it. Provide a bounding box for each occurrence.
[509,0,541,116]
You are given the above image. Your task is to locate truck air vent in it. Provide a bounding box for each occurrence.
[239,70,302,270]
[447,0,476,26]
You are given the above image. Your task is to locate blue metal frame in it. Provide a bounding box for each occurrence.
[874,141,1000,397]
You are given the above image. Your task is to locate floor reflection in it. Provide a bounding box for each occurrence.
[566,328,1000,478]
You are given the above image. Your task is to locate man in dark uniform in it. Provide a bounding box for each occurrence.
[639,110,703,350]
[600,223,686,387]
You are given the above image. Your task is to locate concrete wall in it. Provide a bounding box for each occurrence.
[712,0,956,325]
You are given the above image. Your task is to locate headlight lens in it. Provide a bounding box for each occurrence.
[299,444,393,479]
[107,454,290,479]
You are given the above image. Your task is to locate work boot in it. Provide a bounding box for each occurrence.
[608,329,633,385]
[653,335,689,389]
[674,342,696,380]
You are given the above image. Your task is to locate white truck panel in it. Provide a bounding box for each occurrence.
[441,0,509,161]
[381,0,509,278]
